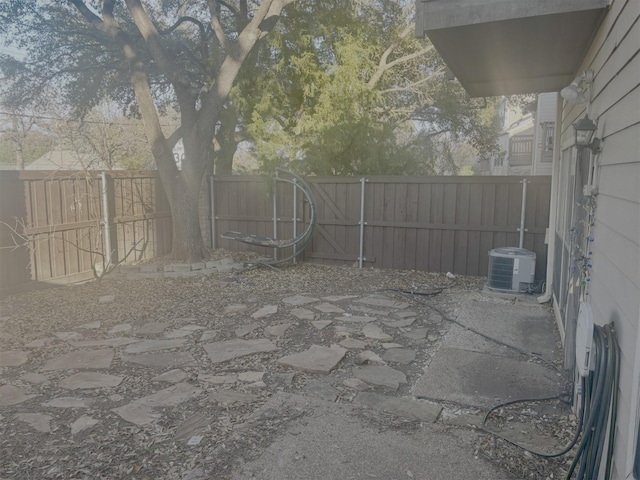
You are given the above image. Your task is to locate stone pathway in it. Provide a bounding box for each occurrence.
[0,288,454,479]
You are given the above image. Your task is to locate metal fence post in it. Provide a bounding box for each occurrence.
[273,173,278,261]
[293,177,298,263]
[209,175,216,250]
[100,171,117,268]
[358,177,367,268]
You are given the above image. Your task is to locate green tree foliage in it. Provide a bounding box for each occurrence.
[228,0,502,175]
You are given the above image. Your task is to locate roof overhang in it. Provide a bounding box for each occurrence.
[416,0,609,96]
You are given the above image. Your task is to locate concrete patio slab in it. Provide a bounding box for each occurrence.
[446,298,559,362]
[231,393,512,480]
[413,347,560,408]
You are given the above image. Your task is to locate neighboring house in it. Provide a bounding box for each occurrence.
[26,148,124,170]
[483,92,557,176]
[417,1,639,479]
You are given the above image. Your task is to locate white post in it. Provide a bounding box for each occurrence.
[518,178,528,249]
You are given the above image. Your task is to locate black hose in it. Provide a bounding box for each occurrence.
[565,323,619,480]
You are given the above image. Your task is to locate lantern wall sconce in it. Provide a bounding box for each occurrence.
[572,114,602,153]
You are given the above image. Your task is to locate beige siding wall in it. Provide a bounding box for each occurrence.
[559,0,640,477]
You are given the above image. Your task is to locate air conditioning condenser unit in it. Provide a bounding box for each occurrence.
[487,247,536,293]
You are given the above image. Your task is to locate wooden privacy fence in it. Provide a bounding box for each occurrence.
[212,175,552,280]
[0,170,171,288]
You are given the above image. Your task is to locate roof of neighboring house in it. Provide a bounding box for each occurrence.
[26,149,124,170]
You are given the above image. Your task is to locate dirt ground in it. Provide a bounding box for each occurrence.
[0,257,575,479]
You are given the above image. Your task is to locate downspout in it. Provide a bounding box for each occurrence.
[537,93,562,304]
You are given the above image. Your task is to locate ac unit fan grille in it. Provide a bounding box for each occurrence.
[488,256,515,290]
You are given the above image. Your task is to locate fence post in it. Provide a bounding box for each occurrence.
[292,177,298,263]
[100,171,118,268]
[209,175,216,250]
[273,172,278,261]
[358,177,367,268]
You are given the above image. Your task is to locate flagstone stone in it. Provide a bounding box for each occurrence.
[269,372,296,388]
[277,345,347,374]
[343,378,371,391]
[238,371,264,382]
[282,295,319,306]
[322,295,357,302]
[78,321,101,329]
[246,381,267,389]
[291,308,316,321]
[15,413,52,433]
[59,372,124,389]
[42,397,92,408]
[71,415,101,435]
[99,295,115,304]
[198,374,237,385]
[152,369,188,383]
[181,324,205,331]
[21,372,49,384]
[355,392,442,422]
[314,303,344,314]
[339,338,367,350]
[382,318,416,328]
[175,413,212,440]
[355,297,411,309]
[124,339,186,354]
[123,352,196,368]
[303,380,339,402]
[381,342,404,349]
[251,305,278,319]
[381,348,416,364]
[403,327,428,340]
[203,338,278,364]
[349,306,392,316]
[208,389,257,406]
[357,351,386,365]
[311,320,332,330]
[266,323,292,337]
[42,349,114,371]
[362,324,393,342]
[393,310,418,319]
[135,322,171,335]
[0,385,35,406]
[235,323,260,337]
[0,350,29,367]
[24,339,46,348]
[136,382,201,407]
[53,331,83,341]
[165,329,195,339]
[339,315,377,323]
[108,324,132,334]
[199,330,218,342]
[112,402,160,426]
[224,304,247,315]
[70,337,139,348]
[352,365,407,391]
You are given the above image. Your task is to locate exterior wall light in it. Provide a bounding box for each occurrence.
[561,70,594,105]
[573,114,601,153]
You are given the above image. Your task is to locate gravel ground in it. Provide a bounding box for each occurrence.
[0,257,575,479]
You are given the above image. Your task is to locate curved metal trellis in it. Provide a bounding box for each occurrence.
[220,168,317,266]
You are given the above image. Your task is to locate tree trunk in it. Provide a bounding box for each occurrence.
[16,145,24,170]
[167,184,207,262]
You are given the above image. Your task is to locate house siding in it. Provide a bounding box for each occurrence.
[559,1,640,478]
